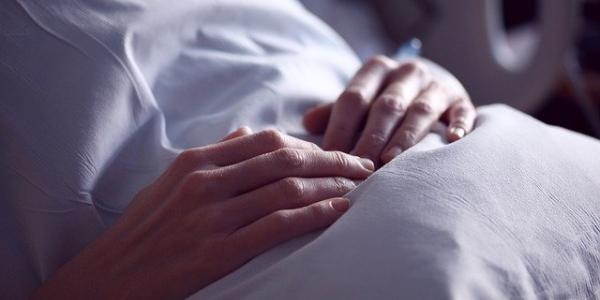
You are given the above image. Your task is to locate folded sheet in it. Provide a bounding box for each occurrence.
[1,0,599,299]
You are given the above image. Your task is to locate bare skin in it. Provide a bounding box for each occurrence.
[31,56,475,299]
[31,128,374,300]
[303,55,477,167]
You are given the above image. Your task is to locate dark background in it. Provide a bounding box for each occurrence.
[505,0,600,137]
[370,0,600,138]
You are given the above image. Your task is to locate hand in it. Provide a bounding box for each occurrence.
[31,128,374,300]
[303,55,476,167]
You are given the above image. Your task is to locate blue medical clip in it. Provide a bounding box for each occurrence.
[394,38,422,59]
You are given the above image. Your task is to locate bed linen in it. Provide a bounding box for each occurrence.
[192,105,600,299]
[1,0,599,299]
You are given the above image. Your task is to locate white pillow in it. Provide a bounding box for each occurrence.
[193,105,600,299]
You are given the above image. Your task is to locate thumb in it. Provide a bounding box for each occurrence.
[302,103,333,135]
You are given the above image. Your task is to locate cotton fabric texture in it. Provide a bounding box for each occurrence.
[1,1,599,299]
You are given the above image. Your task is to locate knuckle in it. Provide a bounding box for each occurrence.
[367,55,392,68]
[307,203,329,220]
[400,60,427,77]
[411,100,435,115]
[453,106,469,116]
[339,88,370,109]
[389,65,410,80]
[274,148,304,168]
[280,177,305,199]
[307,142,321,151]
[376,95,406,115]
[452,103,474,118]
[365,132,388,148]
[451,119,468,128]
[259,129,286,150]
[331,151,351,169]
[332,177,353,195]
[180,171,212,195]
[399,61,418,73]
[271,210,294,231]
[398,129,418,146]
[175,149,203,168]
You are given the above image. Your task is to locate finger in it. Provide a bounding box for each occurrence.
[164,130,321,187]
[222,177,357,229]
[322,56,397,152]
[218,149,374,195]
[446,99,476,142]
[351,62,429,165]
[219,127,253,142]
[173,129,319,172]
[303,103,333,135]
[229,197,350,263]
[206,130,322,167]
[381,83,452,163]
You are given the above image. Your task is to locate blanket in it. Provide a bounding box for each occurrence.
[1,0,599,298]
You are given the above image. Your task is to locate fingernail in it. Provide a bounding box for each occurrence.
[383,146,403,162]
[358,158,375,171]
[449,127,466,139]
[329,198,350,212]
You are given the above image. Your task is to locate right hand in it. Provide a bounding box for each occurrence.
[32,128,374,300]
[303,56,476,167]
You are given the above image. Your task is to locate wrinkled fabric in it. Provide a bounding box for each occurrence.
[0,1,599,299]
[192,106,600,299]
[0,1,358,298]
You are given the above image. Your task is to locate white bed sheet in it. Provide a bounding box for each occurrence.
[1,0,599,299]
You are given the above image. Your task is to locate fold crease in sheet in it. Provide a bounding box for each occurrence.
[1,1,599,299]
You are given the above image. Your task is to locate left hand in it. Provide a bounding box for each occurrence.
[303,55,476,167]
[31,128,370,300]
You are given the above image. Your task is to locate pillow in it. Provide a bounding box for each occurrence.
[193,105,600,299]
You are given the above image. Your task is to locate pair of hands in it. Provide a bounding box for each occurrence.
[34,56,475,299]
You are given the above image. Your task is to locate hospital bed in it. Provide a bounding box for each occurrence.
[1,0,600,298]
[302,0,600,136]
